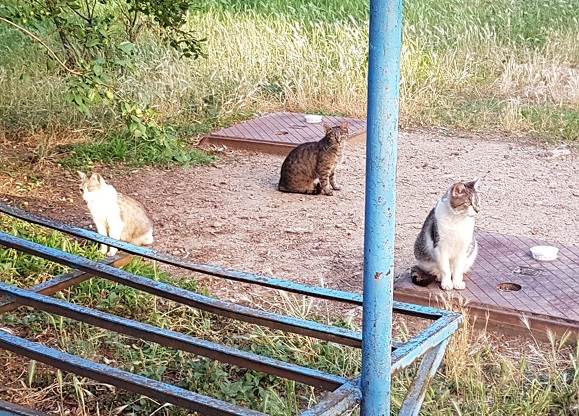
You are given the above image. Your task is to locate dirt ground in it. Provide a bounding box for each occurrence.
[1,127,578,416]
[2,128,578,314]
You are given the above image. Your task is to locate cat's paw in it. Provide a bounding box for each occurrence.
[323,190,334,196]
[107,248,118,256]
[440,280,454,290]
[453,280,466,290]
[100,245,108,255]
[331,184,341,191]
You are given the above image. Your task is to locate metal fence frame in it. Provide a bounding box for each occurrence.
[0,204,461,415]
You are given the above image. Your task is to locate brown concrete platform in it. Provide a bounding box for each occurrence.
[200,112,367,155]
[395,231,579,342]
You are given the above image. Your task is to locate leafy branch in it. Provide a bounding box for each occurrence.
[0,16,81,75]
[0,0,207,166]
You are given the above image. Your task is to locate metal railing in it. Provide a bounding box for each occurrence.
[0,203,462,415]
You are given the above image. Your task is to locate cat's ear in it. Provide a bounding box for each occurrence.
[90,172,105,184]
[465,178,480,191]
[323,123,332,134]
[451,182,466,197]
[341,122,349,133]
[77,171,87,181]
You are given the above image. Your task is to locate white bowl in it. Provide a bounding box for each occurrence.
[304,114,323,124]
[530,245,559,261]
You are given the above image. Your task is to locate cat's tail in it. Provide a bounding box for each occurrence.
[410,266,438,287]
[278,183,322,195]
[312,181,322,195]
[132,230,154,247]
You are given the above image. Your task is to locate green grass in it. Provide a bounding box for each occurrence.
[58,132,217,169]
[0,216,96,287]
[2,0,579,150]
[392,315,579,415]
[0,216,361,414]
[521,105,579,141]
[1,215,579,415]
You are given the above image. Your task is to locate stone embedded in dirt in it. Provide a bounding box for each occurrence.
[539,147,571,158]
[285,228,312,234]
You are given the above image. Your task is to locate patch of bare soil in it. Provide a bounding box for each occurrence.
[2,128,578,315]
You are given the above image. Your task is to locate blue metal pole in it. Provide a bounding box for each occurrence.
[361,0,402,413]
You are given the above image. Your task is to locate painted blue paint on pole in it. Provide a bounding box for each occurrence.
[361,0,403,413]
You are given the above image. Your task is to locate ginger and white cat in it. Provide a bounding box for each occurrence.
[411,179,481,290]
[78,172,154,256]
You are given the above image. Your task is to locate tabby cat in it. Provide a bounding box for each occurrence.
[78,171,154,256]
[411,179,481,290]
[278,122,349,196]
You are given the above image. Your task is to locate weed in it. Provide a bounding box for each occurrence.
[56,129,215,169]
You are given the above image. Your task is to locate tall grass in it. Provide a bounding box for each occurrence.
[2,0,579,142]
[391,299,579,416]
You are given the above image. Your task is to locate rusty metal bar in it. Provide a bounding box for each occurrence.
[0,281,348,390]
[0,205,463,414]
[391,311,462,373]
[361,0,403,410]
[0,330,266,416]
[0,269,460,390]
[0,204,449,320]
[0,231,365,347]
[0,399,50,416]
[0,204,363,303]
[301,377,361,416]
[398,338,450,416]
[0,253,130,314]
[395,288,579,344]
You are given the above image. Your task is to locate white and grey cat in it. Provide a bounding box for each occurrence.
[411,179,481,290]
[78,172,154,256]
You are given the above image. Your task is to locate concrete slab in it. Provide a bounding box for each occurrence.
[395,231,579,341]
[200,112,367,155]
